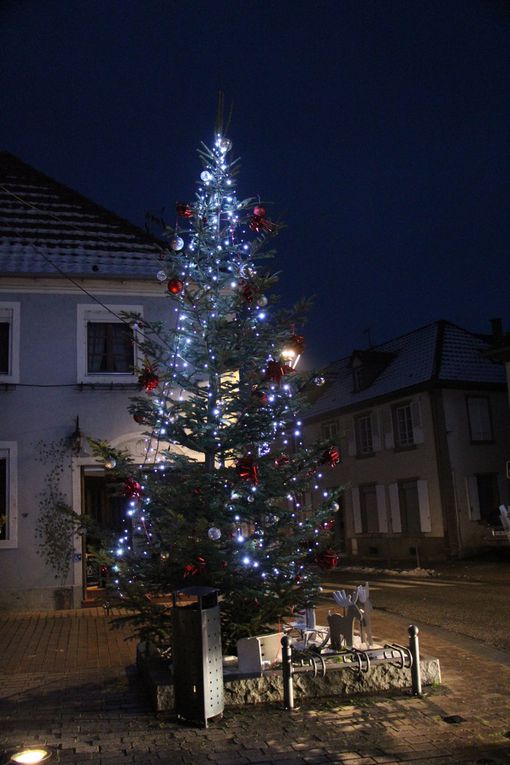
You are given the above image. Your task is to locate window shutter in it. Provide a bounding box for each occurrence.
[351,487,362,533]
[376,484,388,532]
[411,398,424,444]
[347,421,356,456]
[388,482,402,533]
[417,479,432,532]
[371,411,382,452]
[465,476,481,521]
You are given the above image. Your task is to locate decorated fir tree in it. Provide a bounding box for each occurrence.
[93,129,341,650]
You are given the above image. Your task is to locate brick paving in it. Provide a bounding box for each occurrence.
[0,607,510,764]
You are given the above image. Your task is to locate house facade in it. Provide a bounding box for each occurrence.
[0,152,172,610]
[303,321,510,563]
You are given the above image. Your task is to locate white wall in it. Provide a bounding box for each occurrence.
[0,282,171,609]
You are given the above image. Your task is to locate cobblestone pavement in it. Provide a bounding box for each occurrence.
[1,607,510,765]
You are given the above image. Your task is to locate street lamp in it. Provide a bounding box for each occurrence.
[281,334,304,370]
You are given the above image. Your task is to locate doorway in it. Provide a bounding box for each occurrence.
[81,467,126,603]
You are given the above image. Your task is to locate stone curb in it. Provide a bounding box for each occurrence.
[137,642,441,712]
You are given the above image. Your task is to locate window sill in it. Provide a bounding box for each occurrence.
[393,444,417,452]
[76,382,139,391]
[355,451,376,459]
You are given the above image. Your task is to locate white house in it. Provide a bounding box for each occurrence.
[0,152,172,610]
[303,320,510,563]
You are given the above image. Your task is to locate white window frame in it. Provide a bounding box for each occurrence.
[393,402,414,447]
[77,304,143,384]
[0,302,21,384]
[0,442,18,549]
[467,396,493,442]
[355,413,373,455]
[321,419,339,441]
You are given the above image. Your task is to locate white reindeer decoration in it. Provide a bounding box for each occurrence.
[328,582,373,649]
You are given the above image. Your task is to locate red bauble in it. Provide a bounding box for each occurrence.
[317,548,339,570]
[138,366,159,392]
[253,205,266,218]
[265,360,293,386]
[123,478,143,499]
[236,455,259,484]
[274,453,290,468]
[133,413,145,424]
[167,278,184,295]
[176,202,193,218]
[320,446,341,467]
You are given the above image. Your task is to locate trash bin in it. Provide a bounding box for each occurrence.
[171,586,224,727]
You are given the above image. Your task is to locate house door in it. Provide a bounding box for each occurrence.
[82,467,126,602]
[477,474,501,527]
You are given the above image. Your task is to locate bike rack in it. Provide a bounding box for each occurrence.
[281,625,421,710]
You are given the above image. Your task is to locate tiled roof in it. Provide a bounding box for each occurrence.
[306,321,506,419]
[0,152,162,278]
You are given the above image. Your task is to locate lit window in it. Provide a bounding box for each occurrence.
[467,397,493,442]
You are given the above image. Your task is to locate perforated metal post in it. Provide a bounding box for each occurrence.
[408,624,422,696]
[281,634,294,710]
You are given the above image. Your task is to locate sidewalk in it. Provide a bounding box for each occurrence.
[1,606,510,765]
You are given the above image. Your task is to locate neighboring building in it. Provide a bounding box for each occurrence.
[303,321,510,563]
[485,318,510,406]
[0,152,171,610]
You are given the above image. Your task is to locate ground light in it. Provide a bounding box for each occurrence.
[7,748,52,764]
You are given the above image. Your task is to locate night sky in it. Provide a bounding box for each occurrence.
[1,1,509,368]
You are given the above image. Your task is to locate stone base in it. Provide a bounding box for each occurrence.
[137,642,441,712]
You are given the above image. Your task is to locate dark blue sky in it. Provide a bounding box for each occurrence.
[1,0,509,367]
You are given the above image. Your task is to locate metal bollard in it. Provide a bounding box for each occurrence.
[281,634,294,710]
[408,624,422,697]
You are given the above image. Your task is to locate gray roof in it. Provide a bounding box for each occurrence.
[0,152,162,278]
[306,321,507,419]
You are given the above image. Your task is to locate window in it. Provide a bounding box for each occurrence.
[355,414,373,455]
[353,366,365,392]
[0,303,20,383]
[321,420,339,441]
[398,480,421,535]
[359,485,379,533]
[393,402,414,447]
[87,322,133,373]
[467,474,501,525]
[77,304,142,384]
[467,397,493,442]
[0,443,18,548]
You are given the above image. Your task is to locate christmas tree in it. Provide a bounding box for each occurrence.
[92,127,341,650]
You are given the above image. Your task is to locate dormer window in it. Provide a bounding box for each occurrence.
[353,366,365,392]
[350,349,395,393]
